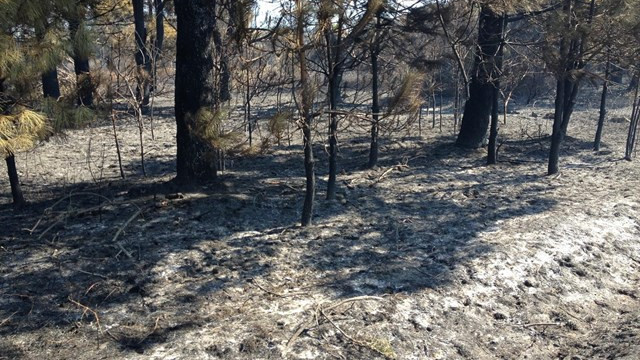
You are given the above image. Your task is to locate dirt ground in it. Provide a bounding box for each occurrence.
[1,91,639,359]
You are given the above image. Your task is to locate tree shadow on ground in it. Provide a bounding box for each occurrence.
[0,130,589,357]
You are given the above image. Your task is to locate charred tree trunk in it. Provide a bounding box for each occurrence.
[69,20,93,107]
[133,0,151,113]
[487,82,500,165]
[1,79,26,207]
[624,77,640,160]
[367,12,382,168]
[151,0,165,93]
[594,57,610,151]
[213,23,231,103]
[487,16,505,165]
[297,0,316,226]
[456,6,503,148]
[42,68,61,99]
[548,0,593,175]
[174,0,218,184]
[325,16,344,201]
[5,155,25,208]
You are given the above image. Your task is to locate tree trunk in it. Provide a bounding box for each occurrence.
[297,0,315,226]
[548,77,567,175]
[213,19,231,103]
[325,16,344,201]
[367,12,381,169]
[594,58,610,151]
[133,0,151,113]
[69,20,93,107]
[624,78,640,160]
[151,0,165,93]
[548,0,592,175]
[5,155,25,207]
[174,0,218,184]
[456,6,504,148]
[42,68,61,99]
[487,80,499,165]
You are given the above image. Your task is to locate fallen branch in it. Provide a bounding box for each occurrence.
[0,311,18,327]
[112,206,148,259]
[286,296,384,349]
[69,297,102,333]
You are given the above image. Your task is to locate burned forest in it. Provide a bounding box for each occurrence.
[1,0,639,359]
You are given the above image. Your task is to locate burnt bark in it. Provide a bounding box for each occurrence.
[367,11,381,169]
[151,0,165,94]
[594,58,610,151]
[42,68,61,99]
[297,0,316,226]
[325,15,344,200]
[456,6,504,148]
[5,155,25,208]
[133,0,151,112]
[548,0,593,175]
[624,76,640,160]
[69,20,93,107]
[174,0,218,184]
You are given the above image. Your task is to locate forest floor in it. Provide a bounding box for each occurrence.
[1,93,639,360]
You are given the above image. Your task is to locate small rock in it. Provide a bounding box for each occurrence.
[165,192,184,200]
[493,312,507,320]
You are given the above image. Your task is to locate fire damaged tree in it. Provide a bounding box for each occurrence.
[456,5,504,149]
[69,19,94,107]
[547,0,596,175]
[174,0,219,184]
[368,9,383,168]
[320,0,382,200]
[132,0,152,113]
[295,0,316,226]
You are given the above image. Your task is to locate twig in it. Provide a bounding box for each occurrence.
[112,206,147,258]
[136,316,161,345]
[249,280,307,298]
[287,296,384,349]
[369,167,394,188]
[0,311,18,327]
[78,269,109,280]
[69,297,102,333]
[319,308,395,360]
[30,192,113,232]
[509,322,560,328]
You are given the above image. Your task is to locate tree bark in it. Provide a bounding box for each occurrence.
[594,58,610,151]
[325,15,344,201]
[456,6,504,148]
[174,0,218,184]
[624,77,640,160]
[133,0,151,112]
[548,0,593,175]
[368,11,381,169]
[297,0,316,226]
[151,0,165,93]
[42,68,61,99]
[213,19,232,103]
[69,20,93,107]
[5,155,25,207]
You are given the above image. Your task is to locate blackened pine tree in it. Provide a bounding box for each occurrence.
[320,0,382,200]
[69,19,94,107]
[368,9,382,168]
[295,0,316,226]
[132,0,152,113]
[151,0,165,93]
[174,0,219,184]
[547,0,596,175]
[456,5,503,149]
